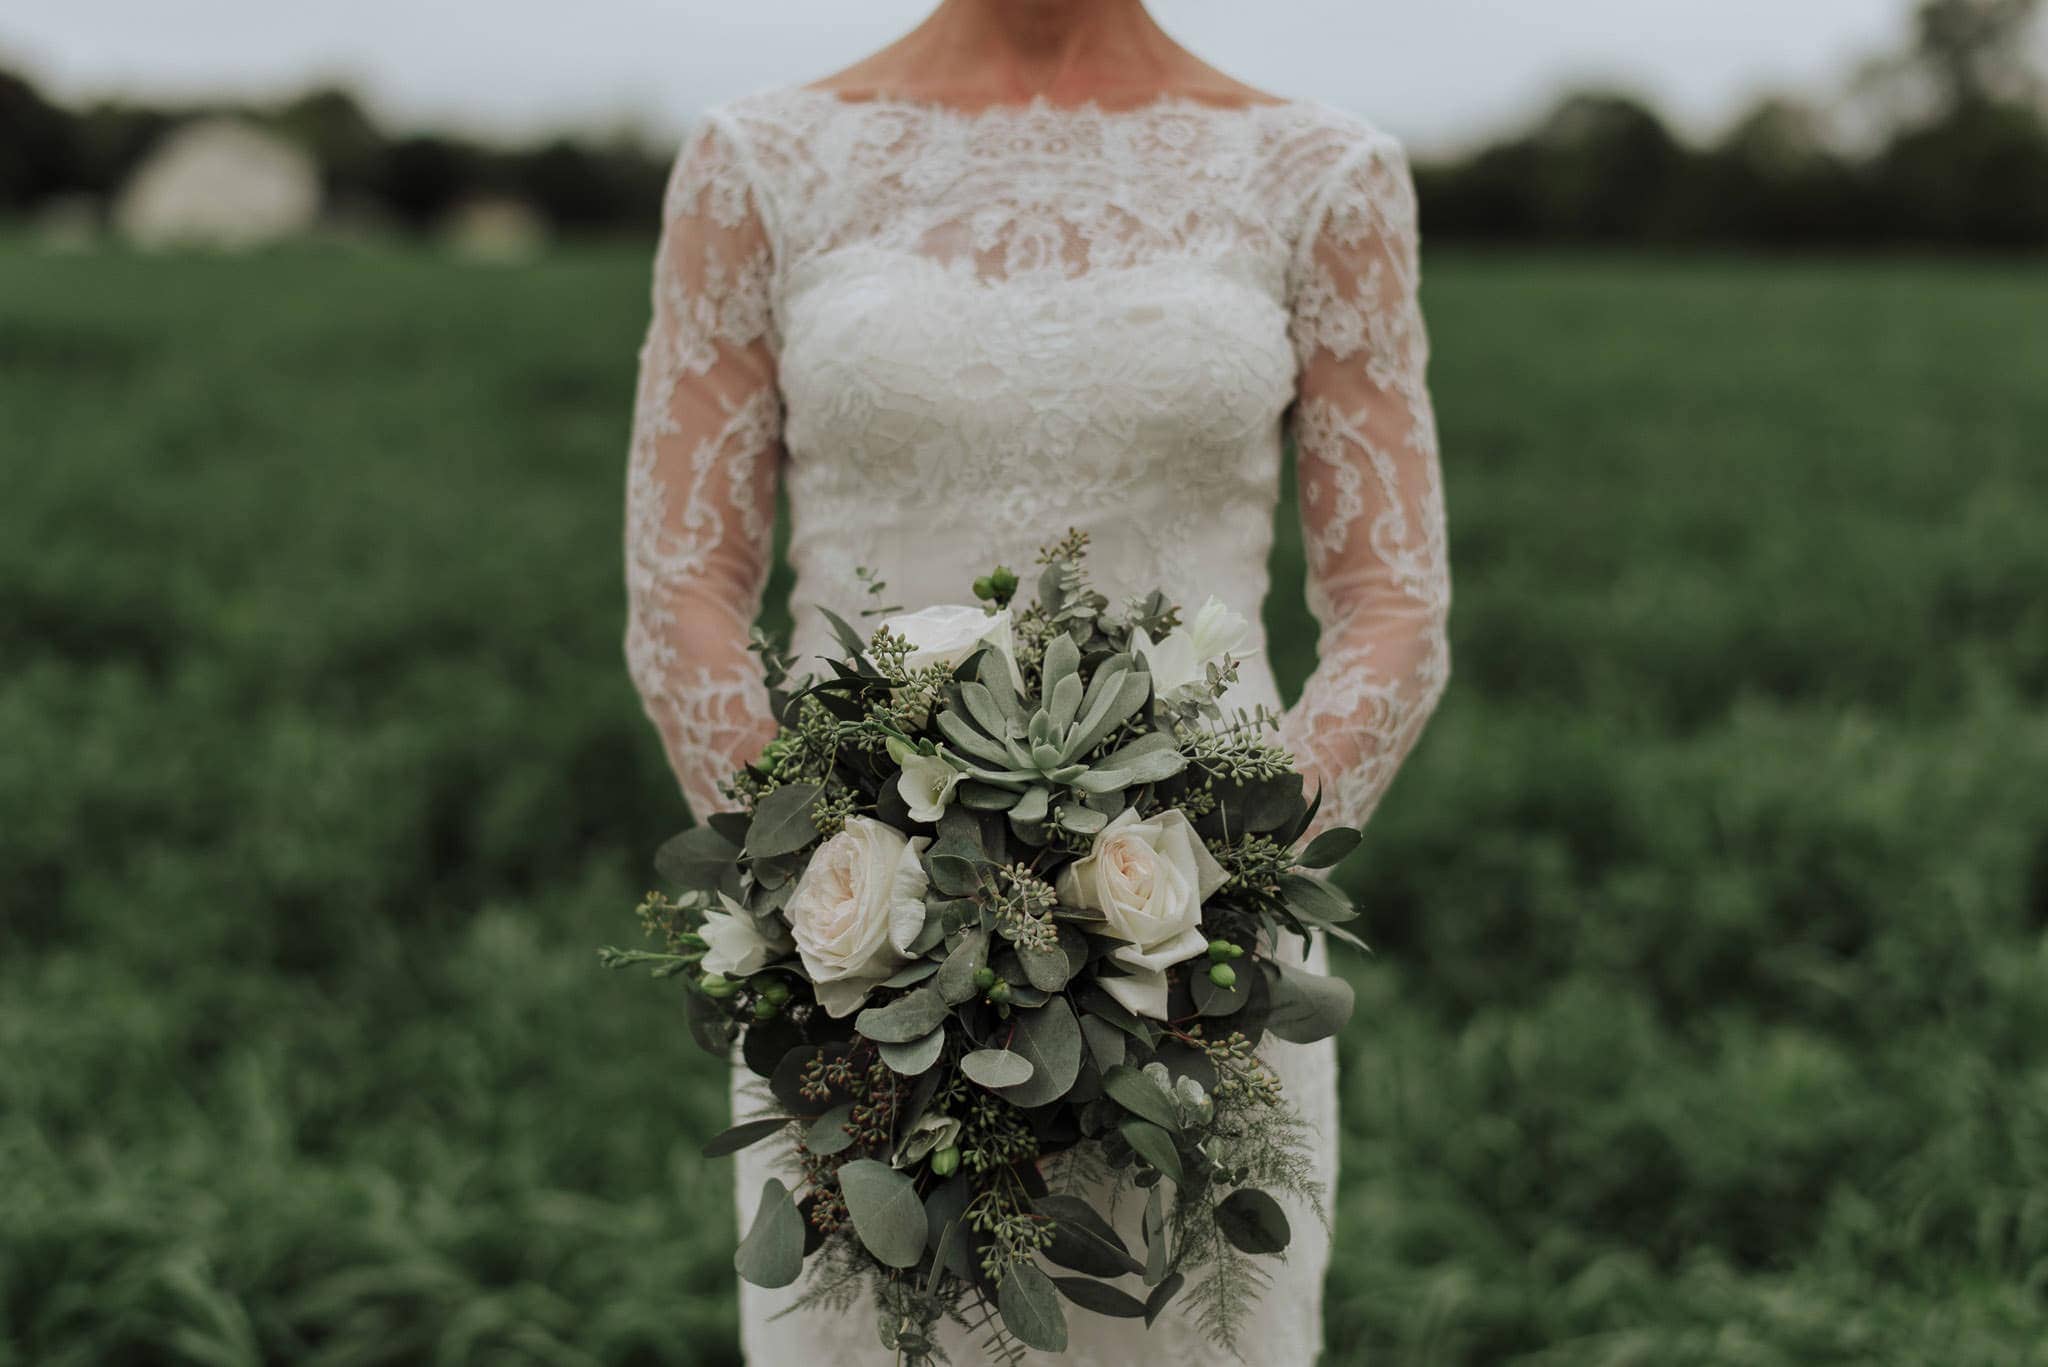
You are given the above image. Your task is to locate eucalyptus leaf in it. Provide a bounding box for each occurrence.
[1016,937,1073,992]
[996,997,1083,1108]
[746,782,824,858]
[1101,1063,1181,1132]
[806,1104,856,1156]
[1050,1276,1147,1318]
[684,990,732,1059]
[1297,825,1363,869]
[1264,959,1356,1044]
[928,852,983,898]
[879,1027,947,1076]
[998,1260,1068,1353]
[705,810,750,846]
[1279,870,1360,924]
[925,1175,978,1283]
[935,928,991,1005]
[701,1115,793,1158]
[1142,1185,1168,1285]
[1037,1194,1144,1278]
[1189,963,1249,1017]
[961,1048,1034,1088]
[1143,1270,1185,1324]
[879,959,941,988]
[1079,1016,1127,1073]
[734,1179,804,1288]
[836,1159,927,1268]
[855,986,950,1044]
[653,824,740,893]
[816,605,871,662]
[1119,1117,1184,1185]
[1215,1187,1292,1255]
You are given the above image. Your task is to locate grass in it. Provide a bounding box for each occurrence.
[2,239,2046,1365]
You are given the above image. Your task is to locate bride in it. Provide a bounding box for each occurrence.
[622,0,1451,1360]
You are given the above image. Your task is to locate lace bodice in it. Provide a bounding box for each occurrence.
[623,81,1451,845]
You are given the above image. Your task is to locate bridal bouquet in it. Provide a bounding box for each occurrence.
[605,531,1368,1364]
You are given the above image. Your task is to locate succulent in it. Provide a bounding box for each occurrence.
[928,633,1188,843]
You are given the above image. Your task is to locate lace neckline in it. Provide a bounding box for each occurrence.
[780,83,1302,124]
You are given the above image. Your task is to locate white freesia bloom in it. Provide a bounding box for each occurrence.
[700,890,793,977]
[1132,595,1251,696]
[878,602,1026,693]
[893,1112,962,1168]
[784,816,932,1017]
[1055,806,1228,1019]
[886,736,963,823]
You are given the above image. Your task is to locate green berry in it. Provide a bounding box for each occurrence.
[753,996,781,1020]
[989,566,1017,598]
[930,1145,961,1177]
[987,979,1012,1004]
[700,972,737,999]
[1208,962,1237,990]
[972,575,995,600]
[758,980,790,1006]
[972,966,997,990]
[1207,938,1236,962]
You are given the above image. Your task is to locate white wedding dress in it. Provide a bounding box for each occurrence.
[623,81,1451,1366]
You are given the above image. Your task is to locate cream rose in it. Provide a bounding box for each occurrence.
[1055,806,1228,1019]
[878,603,1026,693]
[784,815,932,1017]
[1132,595,1251,696]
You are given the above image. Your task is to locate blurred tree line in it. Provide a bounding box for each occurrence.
[1,0,2043,247]
[1420,0,2048,248]
[0,79,668,236]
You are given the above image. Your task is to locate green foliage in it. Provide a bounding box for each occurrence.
[2,242,2046,1363]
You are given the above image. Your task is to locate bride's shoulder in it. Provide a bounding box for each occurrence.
[1253,99,1410,221]
[1271,99,1408,168]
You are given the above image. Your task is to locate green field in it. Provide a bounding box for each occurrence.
[4,241,2047,1366]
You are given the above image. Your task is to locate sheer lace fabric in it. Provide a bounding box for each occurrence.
[622,84,1451,1365]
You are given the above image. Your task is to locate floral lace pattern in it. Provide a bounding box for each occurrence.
[621,83,1452,1363]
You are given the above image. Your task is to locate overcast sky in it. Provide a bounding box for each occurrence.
[3,1,1929,154]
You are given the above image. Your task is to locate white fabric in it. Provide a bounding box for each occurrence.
[622,83,1452,1365]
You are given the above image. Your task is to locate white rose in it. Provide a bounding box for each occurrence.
[1055,806,1228,1019]
[1132,595,1251,696]
[700,890,794,977]
[886,736,964,824]
[784,815,932,1017]
[879,603,1026,693]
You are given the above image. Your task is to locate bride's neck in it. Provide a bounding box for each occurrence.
[891,0,1184,104]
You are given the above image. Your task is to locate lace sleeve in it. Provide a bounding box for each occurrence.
[623,112,785,819]
[1275,130,1452,843]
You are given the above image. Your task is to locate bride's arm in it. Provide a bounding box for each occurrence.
[1276,130,1453,844]
[623,113,785,819]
